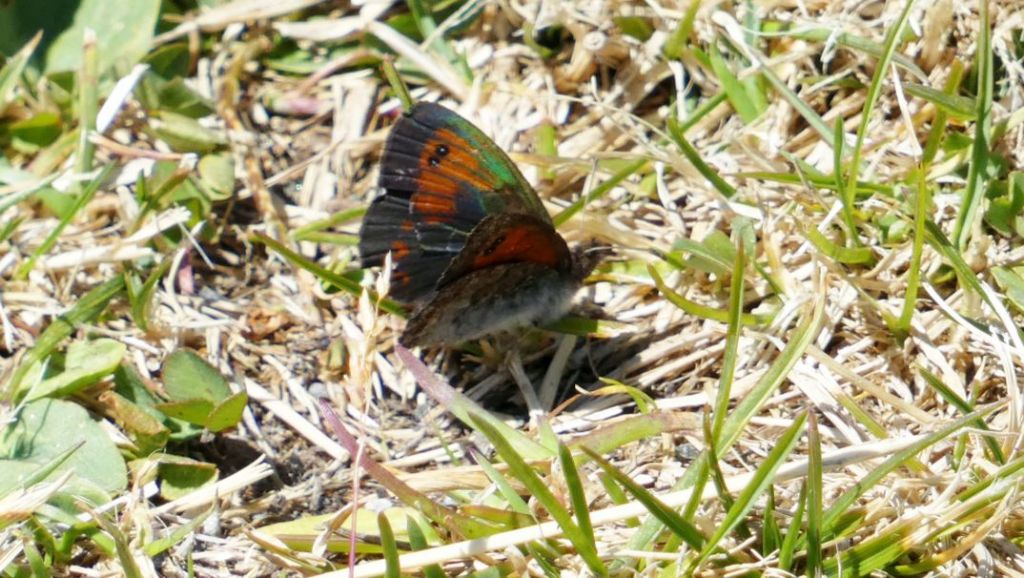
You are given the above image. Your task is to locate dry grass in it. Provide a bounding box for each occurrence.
[2,0,1024,576]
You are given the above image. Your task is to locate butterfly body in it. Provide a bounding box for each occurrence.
[358,102,598,346]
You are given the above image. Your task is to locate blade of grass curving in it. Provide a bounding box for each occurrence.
[558,444,595,547]
[762,485,781,558]
[951,0,993,250]
[666,119,737,198]
[617,294,824,565]
[396,346,552,460]
[290,206,366,242]
[407,517,445,578]
[405,0,470,81]
[712,242,745,441]
[817,404,1001,541]
[582,447,707,552]
[649,265,769,326]
[904,83,975,120]
[378,513,401,578]
[923,221,995,309]
[253,232,405,317]
[778,28,926,80]
[469,415,606,576]
[553,158,647,226]
[918,367,1003,464]
[0,32,41,112]
[922,61,965,165]
[382,58,414,112]
[895,171,931,338]
[569,412,699,463]
[709,45,760,124]
[14,164,115,280]
[475,454,532,516]
[805,413,823,577]
[688,412,807,573]
[840,0,917,247]
[5,274,125,400]
[718,291,825,451]
[778,481,807,572]
[127,257,174,333]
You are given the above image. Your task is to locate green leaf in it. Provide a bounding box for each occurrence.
[205,391,248,432]
[709,47,760,124]
[197,152,235,201]
[156,455,218,501]
[0,0,160,74]
[804,225,876,265]
[904,83,975,119]
[7,274,125,398]
[151,111,227,153]
[993,266,1024,314]
[10,112,62,153]
[162,350,231,402]
[0,398,127,496]
[0,32,40,114]
[26,338,126,401]
[155,398,216,425]
[690,412,806,572]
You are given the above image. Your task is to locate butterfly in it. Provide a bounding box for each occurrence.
[358,102,602,347]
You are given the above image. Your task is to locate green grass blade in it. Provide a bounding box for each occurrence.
[819,404,1002,539]
[712,242,745,442]
[559,444,595,547]
[951,0,993,250]
[666,119,737,198]
[253,232,405,317]
[583,447,707,551]
[15,164,115,280]
[378,513,401,578]
[690,411,807,573]
[649,265,770,326]
[709,46,760,124]
[840,0,916,246]
[778,481,807,572]
[470,416,606,576]
[553,158,647,226]
[895,170,931,338]
[805,413,824,577]
[918,366,1004,464]
[5,274,125,400]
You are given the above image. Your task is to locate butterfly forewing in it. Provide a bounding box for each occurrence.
[359,102,548,302]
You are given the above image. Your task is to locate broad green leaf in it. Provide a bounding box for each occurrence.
[0,398,127,496]
[155,398,217,425]
[162,349,231,402]
[26,338,126,401]
[0,0,160,74]
[205,391,249,432]
[156,454,217,500]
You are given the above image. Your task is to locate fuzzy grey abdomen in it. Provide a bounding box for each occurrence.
[400,263,580,347]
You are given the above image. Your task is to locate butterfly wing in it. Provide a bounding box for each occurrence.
[359,102,548,302]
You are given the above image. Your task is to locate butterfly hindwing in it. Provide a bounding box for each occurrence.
[360,102,549,302]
